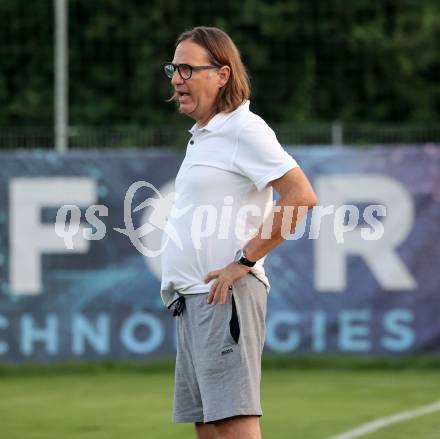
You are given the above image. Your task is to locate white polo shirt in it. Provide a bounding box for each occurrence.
[160,101,298,306]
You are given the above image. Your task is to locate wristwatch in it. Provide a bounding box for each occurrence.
[234,249,256,268]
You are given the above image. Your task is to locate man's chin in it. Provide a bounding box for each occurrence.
[178,103,196,117]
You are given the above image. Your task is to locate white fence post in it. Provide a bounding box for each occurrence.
[54,0,68,153]
[331,121,344,146]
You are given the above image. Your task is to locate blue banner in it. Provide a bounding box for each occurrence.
[0,146,439,362]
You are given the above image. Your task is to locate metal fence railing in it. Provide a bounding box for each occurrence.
[1,123,440,150]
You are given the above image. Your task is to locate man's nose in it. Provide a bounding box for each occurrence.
[171,70,184,86]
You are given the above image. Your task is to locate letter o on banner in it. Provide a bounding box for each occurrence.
[120,313,164,354]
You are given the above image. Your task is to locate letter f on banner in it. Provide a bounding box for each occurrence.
[314,175,416,292]
[9,178,96,295]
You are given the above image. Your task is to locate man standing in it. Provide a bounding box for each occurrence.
[161,27,316,439]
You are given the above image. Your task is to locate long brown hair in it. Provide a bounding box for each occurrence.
[171,26,250,113]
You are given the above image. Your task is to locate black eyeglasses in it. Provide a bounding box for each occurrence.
[162,62,218,80]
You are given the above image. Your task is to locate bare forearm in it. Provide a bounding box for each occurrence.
[244,192,316,262]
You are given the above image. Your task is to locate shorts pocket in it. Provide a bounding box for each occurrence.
[229,293,240,344]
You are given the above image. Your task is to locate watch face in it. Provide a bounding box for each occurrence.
[234,249,244,262]
[234,249,255,266]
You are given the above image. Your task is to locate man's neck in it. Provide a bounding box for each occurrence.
[196,110,217,128]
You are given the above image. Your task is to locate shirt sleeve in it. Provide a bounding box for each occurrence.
[233,118,299,191]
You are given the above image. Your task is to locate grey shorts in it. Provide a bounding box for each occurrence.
[172,273,268,424]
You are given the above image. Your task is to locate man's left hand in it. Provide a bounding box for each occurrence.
[204,262,251,305]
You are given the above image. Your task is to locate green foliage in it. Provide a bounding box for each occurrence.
[0,0,439,128]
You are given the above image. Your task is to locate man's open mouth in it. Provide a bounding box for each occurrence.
[177,91,191,98]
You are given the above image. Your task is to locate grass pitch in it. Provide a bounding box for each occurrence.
[1,358,439,439]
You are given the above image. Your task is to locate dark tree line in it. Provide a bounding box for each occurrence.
[0,0,439,128]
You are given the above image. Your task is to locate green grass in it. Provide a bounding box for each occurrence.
[0,358,439,439]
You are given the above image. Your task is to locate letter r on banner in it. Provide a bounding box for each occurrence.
[314,175,416,292]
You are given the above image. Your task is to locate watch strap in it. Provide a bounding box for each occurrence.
[236,249,256,267]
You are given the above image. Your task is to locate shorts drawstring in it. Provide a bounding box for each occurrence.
[168,295,186,317]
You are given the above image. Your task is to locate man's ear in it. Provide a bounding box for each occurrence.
[217,65,231,88]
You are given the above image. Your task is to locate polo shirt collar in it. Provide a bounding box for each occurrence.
[189,100,250,134]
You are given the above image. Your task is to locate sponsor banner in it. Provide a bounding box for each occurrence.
[0,146,439,362]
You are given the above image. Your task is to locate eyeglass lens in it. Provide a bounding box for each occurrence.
[164,64,192,79]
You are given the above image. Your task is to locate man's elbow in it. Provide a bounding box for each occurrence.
[307,190,318,209]
[283,187,317,210]
[296,174,317,209]
[296,185,318,210]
